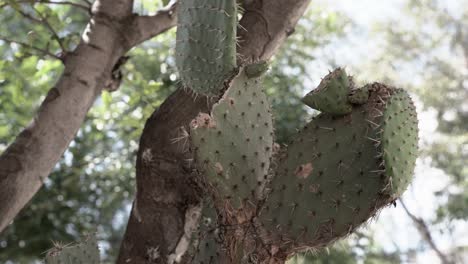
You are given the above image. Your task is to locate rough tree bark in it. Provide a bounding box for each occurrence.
[117,1,311,263]
[0,0,176,233]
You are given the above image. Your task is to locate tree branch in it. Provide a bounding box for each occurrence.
[2,0,91,12]
[79,0,92,6]
[91,0,133,19]
[125,0,178,47]
[36,0,90,12]
[0,35,63,61]
[31,6,67,52]
[11,6,67,53]
[238,0,311,63]
[399,199,453,264]
[0,0,166,234]
[117,0,312,263]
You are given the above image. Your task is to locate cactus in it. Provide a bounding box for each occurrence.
[190,67,274,209]
[39,2,419,263]
[348,84,370,105]
[301,68,354,115]
[188,199,226,264]
[178,2,419,263]
[259,71,418,253]
[45,233,100,264]
[175,0,238,96]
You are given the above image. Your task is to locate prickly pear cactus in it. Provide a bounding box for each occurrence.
[175,1,419,263]
[176,0,238,96]
[188,199,226,264]
[45,233,100,264]
[348,84,370,105]
[302,68,354,115]
[259,70,418,254]
[190,68,274,209]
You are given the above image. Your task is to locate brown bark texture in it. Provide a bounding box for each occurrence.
[117,1,311,263]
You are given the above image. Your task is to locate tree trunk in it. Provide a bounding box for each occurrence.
[0,0,176,234]
[117,1,311,263]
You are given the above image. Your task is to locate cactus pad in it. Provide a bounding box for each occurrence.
[302,68,354,115]
[189,200,225,264]
[381,88,419,195]
[190,69,274,208]
[45,233,99,264]
[176,0,238,96]
[259,83,418,252]
[348,85,370,105]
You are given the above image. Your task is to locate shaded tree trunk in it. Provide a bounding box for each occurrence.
[117,1,311,263]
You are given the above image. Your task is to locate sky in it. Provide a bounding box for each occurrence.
[311,1,467,263]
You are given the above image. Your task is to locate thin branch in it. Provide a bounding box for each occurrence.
[38,0,90,12]
[399,199,453,264]
[31,6,67,52]
[0,35,63,61]
[125,0,178,47]
[16,8,43,23]
[461,39,468,70]
[79,0,92,6]
[12,5,68,53]
[9,0,91,12]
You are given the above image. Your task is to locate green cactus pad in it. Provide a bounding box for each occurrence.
[189,200,225,264]
[45,234,99,264]
[259,83,418,252]
[302,68,354,115]
[190,69,274,208]
[245,61,269,78]
[381,88,419,196]
[348,85,370,105]
[176,0,238,96]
